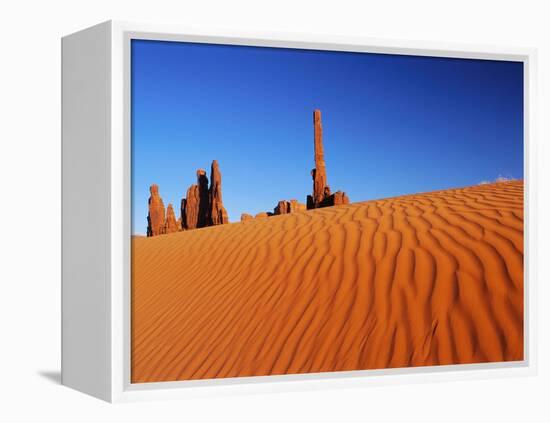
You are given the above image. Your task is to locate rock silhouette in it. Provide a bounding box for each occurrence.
[197,169,210,228]
[208,160,229,225]
[146,184,166,237]
[180,198,188,230]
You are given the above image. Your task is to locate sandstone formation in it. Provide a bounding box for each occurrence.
[164,203,179,234]
[274,200,290,215]
[146,184,166,237]
[289,199,307,212]
[197,169,210,228]
[244,200,306,221]
[180,198,188,230]
[240,213,253,222]
[172,162,231,232]
[182,169,210,230]
[310,109,328,208]
[274,199,306,215]
[332,191,350,206]
[307,110,350,209]
[184,185,200,230]
[208,160,229,225]
[145,110,348,236]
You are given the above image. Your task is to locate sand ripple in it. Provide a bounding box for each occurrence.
[131,181,524,383]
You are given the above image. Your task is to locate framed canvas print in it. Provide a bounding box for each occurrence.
[61,21,537,402]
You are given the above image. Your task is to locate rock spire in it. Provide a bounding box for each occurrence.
[307,109,349,209]
[164,203,179,234]
[311,109,328,208]
[177,161,229,232]
[208,160,229,225]
[146,184,166,237]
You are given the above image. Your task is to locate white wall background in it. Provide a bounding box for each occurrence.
[0,1,548,421]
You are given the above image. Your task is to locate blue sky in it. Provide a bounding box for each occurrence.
[131,39,523,234]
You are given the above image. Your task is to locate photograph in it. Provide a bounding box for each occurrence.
[5,0,548,419]
[130,39,524,383]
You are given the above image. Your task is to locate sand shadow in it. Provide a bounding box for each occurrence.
[37,370,61,384]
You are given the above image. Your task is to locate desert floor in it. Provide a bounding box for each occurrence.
[131,181,524,383]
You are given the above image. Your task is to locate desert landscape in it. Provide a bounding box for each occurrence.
[130,41,524,384]
[143,110,348,237]
[131,178,523,383]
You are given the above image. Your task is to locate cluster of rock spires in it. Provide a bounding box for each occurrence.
[146,160,229,236]
[146,109,349,236]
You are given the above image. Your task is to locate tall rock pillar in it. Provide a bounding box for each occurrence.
[197,169,209,228]
[208,160,229,225]
[146,184,166,236]
[306,110,349,209]
[183,185,198,229]
[180,198,187,230]
[308,110,330,209]
[183,169,210,230]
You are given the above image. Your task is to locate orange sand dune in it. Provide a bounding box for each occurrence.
[131,181,524,383]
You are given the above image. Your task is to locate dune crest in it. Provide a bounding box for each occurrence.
[132,181,524,383]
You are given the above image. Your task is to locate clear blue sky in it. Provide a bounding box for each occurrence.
[131,39,523,234]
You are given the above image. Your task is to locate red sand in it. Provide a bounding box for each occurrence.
[131,181,523,383]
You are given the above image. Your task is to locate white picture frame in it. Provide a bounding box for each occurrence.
[61,20,538,403]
